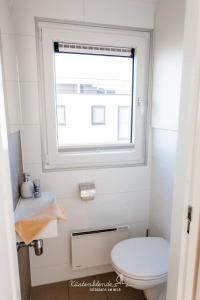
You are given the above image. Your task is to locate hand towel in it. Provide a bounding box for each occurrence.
[15,204,66,245]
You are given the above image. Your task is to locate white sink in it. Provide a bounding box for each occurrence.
[15,192,58,241]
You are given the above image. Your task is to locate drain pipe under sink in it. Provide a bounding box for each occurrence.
[16,239,44,256]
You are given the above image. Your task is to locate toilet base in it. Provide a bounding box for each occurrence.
[144,283,166,300]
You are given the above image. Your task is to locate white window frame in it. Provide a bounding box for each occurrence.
[36,20,151,170]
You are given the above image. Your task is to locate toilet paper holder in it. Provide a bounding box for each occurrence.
[79,182,96,201]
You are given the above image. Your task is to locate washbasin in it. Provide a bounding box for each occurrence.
[15,192,58,241]
[15,192,56,222]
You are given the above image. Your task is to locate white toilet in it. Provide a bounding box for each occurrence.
[111,237,169,300]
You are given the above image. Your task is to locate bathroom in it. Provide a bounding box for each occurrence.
[0,0,200,299]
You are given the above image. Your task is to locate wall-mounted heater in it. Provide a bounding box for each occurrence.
[71,225,129,269]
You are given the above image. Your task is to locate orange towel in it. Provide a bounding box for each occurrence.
[15,204,66,245]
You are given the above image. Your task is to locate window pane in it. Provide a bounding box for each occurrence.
[118,106,131,141]
[91,106,105,125]
[55,52,133,148]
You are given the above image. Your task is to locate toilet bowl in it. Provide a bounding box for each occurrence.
[111,237,169,300]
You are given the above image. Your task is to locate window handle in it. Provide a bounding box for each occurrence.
[137,97,145,115]
[137,97,143,106]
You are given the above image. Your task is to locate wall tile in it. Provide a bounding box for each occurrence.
[11,0,156,36]
[20,82,40,125]
[149,129,177,240]
[0,0,14,34]
[12,0,85,35]
[128,221,149,237]
[30,262,113,286]
[1,34,18,81]
[151,129,177,164]
[57,199,89,233]
[16,35,38,82]
[51,192,149,234]
[23,163,150,199]
[5,81,22,126]
[29,236,69,268]
[83,191,149,228]
[84,0,155,28]
[8,124,23,134]
[21,125,42,164]
[151,0,185,130]
[83,166,151,195]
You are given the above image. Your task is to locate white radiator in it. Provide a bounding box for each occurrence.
[71,225,129,269]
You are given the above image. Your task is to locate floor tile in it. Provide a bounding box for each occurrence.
[103,273,145,300]
[68,292,107,300]
[31,281,68,300]
[31,272,146,300]
[68,274,107,300]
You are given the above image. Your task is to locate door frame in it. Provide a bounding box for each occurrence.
[0,34,21,300]
[1,0,200,299]
[167,0,200,299]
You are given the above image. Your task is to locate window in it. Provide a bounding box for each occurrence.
[54,44,133,148]
[38,21,150,170]
[91,106,106,126]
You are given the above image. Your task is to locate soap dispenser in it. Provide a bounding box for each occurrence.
[20,173,34,199]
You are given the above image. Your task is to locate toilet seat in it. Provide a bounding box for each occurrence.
[113,268,167,290]
[111,237,169,282]
[113,262,168,281]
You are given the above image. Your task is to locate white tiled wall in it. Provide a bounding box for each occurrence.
[83,0,155,29]
[150,0,186,240]
[20,82,39,125]
[0,0,22,134]
[12,0,156,35]
[9,0,156,285]
[151,0,185,131]
[150,129,177,240]
[27,164,151,285]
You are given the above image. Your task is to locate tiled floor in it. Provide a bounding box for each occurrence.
[31,272,146,300]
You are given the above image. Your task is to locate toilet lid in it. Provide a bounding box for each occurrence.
[111,237,169,280]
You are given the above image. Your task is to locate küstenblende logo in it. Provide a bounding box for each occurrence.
[69,275,129,292]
